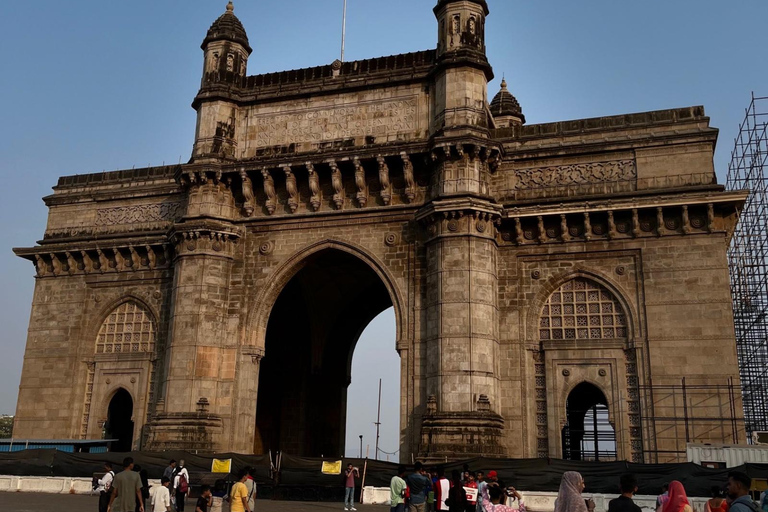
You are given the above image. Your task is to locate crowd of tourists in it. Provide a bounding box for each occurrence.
[95,457,257,512]
[92,455,767,512]
[381,463,767,512]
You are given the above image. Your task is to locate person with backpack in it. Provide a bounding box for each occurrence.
[244,467,257,512]
[727,472,760,512]
[97,462,115,512]
[172,459,190,512]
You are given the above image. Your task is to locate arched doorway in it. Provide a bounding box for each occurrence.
[254,248,396,457]
[561,382,616,461]
[107,388,134,452]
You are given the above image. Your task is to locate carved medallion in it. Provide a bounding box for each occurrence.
[384,233,398,247]
[259,241,275,255]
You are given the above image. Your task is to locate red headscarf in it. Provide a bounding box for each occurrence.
[662,481,690,512]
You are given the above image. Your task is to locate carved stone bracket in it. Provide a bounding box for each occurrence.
[503,201,725,246]
[20,242,173,278]
[261,168,276,215]
[283,166,299,213]
[354,157,367,207]
[378,155,392,206]
[307,162,321,212]
[172,224,241,259]
[330,161,344,210]
[401,152,416,203]
[239,169,255,217]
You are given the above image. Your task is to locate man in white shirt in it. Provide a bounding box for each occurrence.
[172,459,190,512]
[97,462,114,512]
[150,476,172,512]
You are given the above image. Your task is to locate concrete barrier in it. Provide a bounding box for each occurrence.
[362,486,712,512]
[0,476,162,495]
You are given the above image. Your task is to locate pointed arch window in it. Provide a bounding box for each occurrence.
[539,278,627,341]
[96,301,156,354]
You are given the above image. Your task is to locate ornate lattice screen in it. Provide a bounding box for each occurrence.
[96,301,156,354]
[539,278,627,341]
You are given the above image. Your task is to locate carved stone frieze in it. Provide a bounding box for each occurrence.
[96,202,184,226]
[513,160,636,190]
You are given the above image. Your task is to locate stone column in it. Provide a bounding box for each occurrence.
[146,176,241,452]
[417,155,505,460]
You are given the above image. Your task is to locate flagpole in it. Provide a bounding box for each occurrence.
[341,0,347,62]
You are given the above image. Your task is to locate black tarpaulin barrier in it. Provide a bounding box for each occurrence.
[2,449,768,500]
[0,449,57,476]
[0,450,271,483]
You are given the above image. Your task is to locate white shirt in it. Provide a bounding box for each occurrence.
[97,470,114,492]
[173,467,189,490]
[150,485,171,512]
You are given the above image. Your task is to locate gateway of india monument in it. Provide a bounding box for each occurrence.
[12,1,747,463]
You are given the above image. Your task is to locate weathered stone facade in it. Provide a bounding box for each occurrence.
[13,1,746,462]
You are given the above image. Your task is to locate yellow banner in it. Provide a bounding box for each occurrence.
[321,460,342,475]
[211,458,232,474]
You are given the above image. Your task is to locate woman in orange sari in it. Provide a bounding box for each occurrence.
[660,481,693,512]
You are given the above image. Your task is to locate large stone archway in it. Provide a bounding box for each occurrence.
[254,248,395,457]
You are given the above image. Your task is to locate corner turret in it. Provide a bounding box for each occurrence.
[201,2,252,83]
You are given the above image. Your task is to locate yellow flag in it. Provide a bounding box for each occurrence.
[321,460,342,475]
[211,459,232,473]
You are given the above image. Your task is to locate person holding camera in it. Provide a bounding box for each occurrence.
[344,463,360,511]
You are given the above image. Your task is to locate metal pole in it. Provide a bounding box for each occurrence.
[374,378,382,460]
[359,435,363,459]
[340,0,347,62]
[682,377,690,442]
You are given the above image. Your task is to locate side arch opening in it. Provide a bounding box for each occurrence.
[561,382,616,461]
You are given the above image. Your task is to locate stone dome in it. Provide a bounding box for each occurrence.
[202,2,252,54]
[490,79,525,124]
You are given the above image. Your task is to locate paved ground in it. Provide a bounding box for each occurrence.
[0,492,386,512]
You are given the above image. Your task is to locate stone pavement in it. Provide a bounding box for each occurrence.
[0,492,386,512]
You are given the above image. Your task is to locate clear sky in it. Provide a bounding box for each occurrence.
[0,1,766,458]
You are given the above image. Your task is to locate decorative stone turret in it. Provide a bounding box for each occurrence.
[193,2,251,163]
[490,78,525,128]
[201,1,252,81]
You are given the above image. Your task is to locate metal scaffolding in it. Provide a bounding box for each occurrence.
[726,93,768,440]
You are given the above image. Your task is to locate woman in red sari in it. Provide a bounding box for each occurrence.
[660,481,693,512]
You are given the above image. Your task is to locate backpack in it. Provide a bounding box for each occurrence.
[104,471,114,492]
[178,472,189,493]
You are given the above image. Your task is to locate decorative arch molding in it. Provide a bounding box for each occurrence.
[526,267,641,345]
[245,237,407,351]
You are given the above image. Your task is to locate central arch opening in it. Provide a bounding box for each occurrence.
[562,382,616,461]
[107,388,134,452]
[254,248,396,457]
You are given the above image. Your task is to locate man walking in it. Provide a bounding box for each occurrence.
[390,465,408,512]
[162,460,176,482]
[173,460,190,512]
[727,471,760,512]
[608,474,641,512]
[149,476,171,512]
[107,457,144,512]
[406,462,432,512]
[344,463,360,511]
[97,462,115,512]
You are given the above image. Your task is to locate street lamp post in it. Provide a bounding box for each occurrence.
[359,435,363,458]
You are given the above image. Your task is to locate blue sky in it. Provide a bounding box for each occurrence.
[0,1,766,457]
